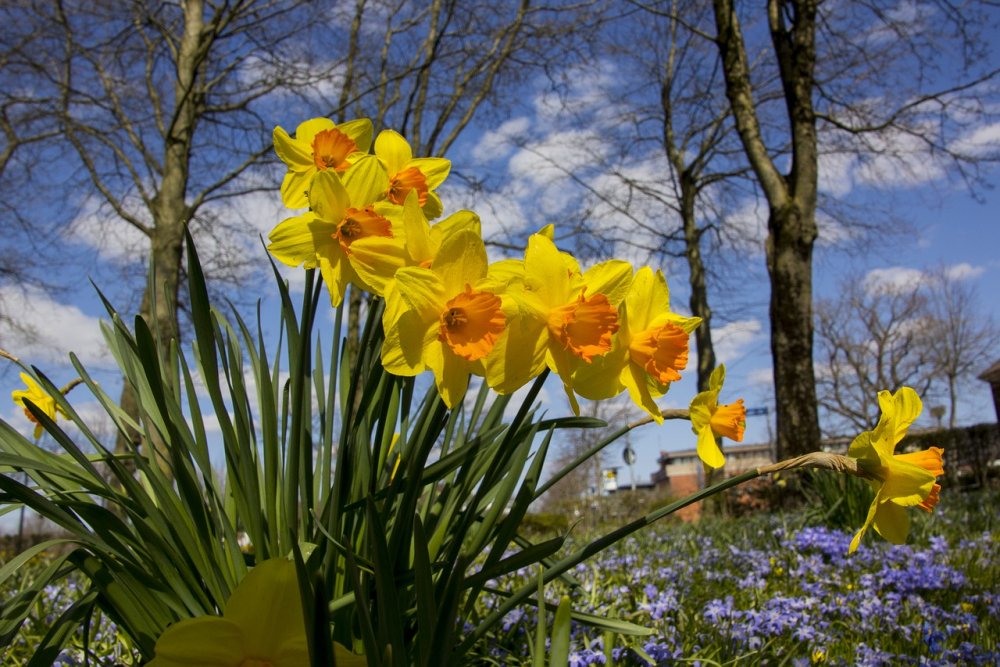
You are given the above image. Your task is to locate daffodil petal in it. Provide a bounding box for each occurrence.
[310,171,350,222]
[267,214,335,269]
[849,498,879,554]
[148,617,245,667]
[394,267,446,319]
[225,560,305,658]
[410,156,451,189]
[625,267,668,333]
[873,498,911,544]
[890,386,922,445]
[401,191,434,266]
[485,312,547,394]
[583,260,633,306]
[432,209,481,241]
[272,637,311,667]
[620,360,662,423]
[336,118,374,153]
[342,155,390,206]
[374,129,413,175]
[294,117,337,146]
[280,169,312,209]
[426,340,470,409]
[433,230,488,296]
[696,425,725,469]
[881,457,937,506]
[423,191,444,220]
[347,236,408,296]
[273,125,313,171]
[524,235,574,305]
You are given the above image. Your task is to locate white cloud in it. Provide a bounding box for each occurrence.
[818,151,855,197]
[944,262,985,281]
[66,195,149,264]
[950,122,1000,158]
[864,262,985,295]
[472,116,532,164]
[746,367,774,387]
[713,319,763,364]
[0,286,113,369]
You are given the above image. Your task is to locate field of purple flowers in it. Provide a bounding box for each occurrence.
[482,488,1000,666]
[3,489,998,665]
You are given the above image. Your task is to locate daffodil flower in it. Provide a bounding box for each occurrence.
[484,233,631,413]
[11,372,65,440]
[381,229,505,408]
[267,157,407,305]
[847,387,944,553]
[150,559,309,667]
[688,364,746,469]
[273,117,373,209]
[374,129,451,219]
[574,267,700,422]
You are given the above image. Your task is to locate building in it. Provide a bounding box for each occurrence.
[651,442,774,520]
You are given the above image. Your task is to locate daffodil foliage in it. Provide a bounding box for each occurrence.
[0,116,946,667]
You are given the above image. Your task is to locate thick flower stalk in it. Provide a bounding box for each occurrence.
[689,364,746,469]
[574,266,700,422]
[847,386,944,553]
[382,229,505,408]
[484,232,632,413]
[267,158,406,306]
[273,117,373,209]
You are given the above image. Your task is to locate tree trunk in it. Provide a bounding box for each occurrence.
[680,175,716,394]
[113,0,203,475]
[767,201,821,458]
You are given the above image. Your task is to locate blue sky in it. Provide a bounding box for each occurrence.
[3,23,1000,494]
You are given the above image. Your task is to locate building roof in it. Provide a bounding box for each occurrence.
[979,358,1000,383]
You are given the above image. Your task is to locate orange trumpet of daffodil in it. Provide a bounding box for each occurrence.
[574,267,700,422]
[374,129,451,219]
[848,387,944,553]
[273,117,373,209]
[688,364,746,469]
[267,157,406,306]
[381,229,505,408]
[483,233,631,413]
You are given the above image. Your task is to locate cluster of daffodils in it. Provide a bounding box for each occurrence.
[266,117,721,432]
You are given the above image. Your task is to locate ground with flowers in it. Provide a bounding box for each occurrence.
[4,488,998,666]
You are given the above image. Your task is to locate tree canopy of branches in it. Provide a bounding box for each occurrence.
[0,0,584,464]
[817,268,998,436]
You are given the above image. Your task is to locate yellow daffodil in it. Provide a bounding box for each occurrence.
[149,559,313,667]
[688,364,746,469]
[574,267,700,422]
[273,117,373,209]
[847,387,944,553]
[381,229,505,408]
[267,157,406,306]
[374,129,451,219]
[484,233,631,413]
[396,190,480,269]
[11,372,64,440]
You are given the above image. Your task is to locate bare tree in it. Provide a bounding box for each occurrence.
[923,267,999,429]
[0,0,586,465]
[815,274,936,435]
[710,0,1000,458]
